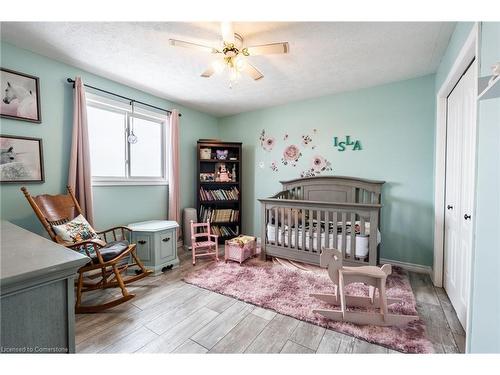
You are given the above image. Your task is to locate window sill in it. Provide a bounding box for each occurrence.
[92,180,169,187]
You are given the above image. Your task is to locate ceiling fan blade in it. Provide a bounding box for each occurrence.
[169,39,218,54]
[221,22,235,44]
[244,42,289,56]
[243,63,264,81]
[200,65,215,78]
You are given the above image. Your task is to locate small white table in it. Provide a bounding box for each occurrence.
[128,220,179,276]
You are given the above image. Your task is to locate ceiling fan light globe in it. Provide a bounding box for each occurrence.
[212,60,225,74]
[235,56,246,71]
[229,68,240,83]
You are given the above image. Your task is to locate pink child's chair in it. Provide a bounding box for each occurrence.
[190,220,219,265]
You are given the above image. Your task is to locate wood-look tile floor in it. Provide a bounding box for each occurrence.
[75,247,465,354]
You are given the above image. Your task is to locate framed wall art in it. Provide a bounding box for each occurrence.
[0,135,44,183]
[1,68,42,123]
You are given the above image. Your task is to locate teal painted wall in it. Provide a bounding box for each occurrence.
[219,75,436,266]
[470,97,500,353]
[0,42,219,234]
[435,22,475,91]
[468,22,500,353]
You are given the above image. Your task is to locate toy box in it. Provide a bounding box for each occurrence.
[225,235,257,265]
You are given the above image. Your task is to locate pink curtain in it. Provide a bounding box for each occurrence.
[68,77,95,225]
[168,110,181,235]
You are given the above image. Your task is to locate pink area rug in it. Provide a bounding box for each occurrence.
[183,257,433,353]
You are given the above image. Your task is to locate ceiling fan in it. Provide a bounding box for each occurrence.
[169,22,289,86]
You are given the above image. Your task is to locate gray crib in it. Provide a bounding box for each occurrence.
[258,176,385,267]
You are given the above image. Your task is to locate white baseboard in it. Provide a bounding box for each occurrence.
[380,258,432,275]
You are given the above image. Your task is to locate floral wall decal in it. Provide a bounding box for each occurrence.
[301,135,312,146]
[258,128,337,178]
[259,129,275,151]
[281,144,302,166]
[300,155,333,177]
[301,133,317,149]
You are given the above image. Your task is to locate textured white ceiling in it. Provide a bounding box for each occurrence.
[0,22,455,117]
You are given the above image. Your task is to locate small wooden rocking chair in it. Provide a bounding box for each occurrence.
[190,220,219,265]
[310,248,418,326]
[21,186,153,313]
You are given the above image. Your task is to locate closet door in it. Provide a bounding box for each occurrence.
[444,59,476,329]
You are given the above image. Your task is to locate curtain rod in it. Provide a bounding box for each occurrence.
[66,78,181,117]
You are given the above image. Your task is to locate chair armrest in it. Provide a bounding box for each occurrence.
[96,226,132,242]
[57,238,106,260]
[96,226,132,236]
[209,234,219,240]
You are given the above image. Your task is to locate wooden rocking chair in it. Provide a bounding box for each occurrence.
[21,186,153,313]
[310,248,419,326]
[190,220,219,265]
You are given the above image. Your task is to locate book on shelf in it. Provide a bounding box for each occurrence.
[199,206,240,223]
[210,225,240,238]
[199,187,240,201]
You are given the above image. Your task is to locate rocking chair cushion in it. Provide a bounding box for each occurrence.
[91,240,130,263]
[53,214,99,256]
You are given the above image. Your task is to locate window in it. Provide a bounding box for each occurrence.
[86,93,168,185]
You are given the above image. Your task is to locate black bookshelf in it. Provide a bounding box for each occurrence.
[196,140,242,243]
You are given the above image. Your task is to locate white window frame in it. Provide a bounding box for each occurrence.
[86,92,169,186]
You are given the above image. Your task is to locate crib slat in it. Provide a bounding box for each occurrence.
[332,211,338,249]
[287,208,292,248]
[294,209,299,250]
[360,216,366,236]
[350,212,356,260]
[308,209,314,252]
[301,209,306,251]
[316,210,328,253]
[280,207,285,248]
[324,211,330,249]
[274,207,280,246]
[341,212,347,258]
[316,210,322,253]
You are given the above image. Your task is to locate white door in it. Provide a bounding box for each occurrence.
[444,59,477,329]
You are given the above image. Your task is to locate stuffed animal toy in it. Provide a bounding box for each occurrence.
[216,150,228,160]
[217,164,232,182]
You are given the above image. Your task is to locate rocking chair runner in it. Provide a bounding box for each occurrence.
[310,248,419,326]
[21,186,153,313]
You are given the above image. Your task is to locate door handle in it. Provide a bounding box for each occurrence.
[464,214,471,220]
[162,237,171,242]
[138,240,147,245]
[447,205,453,210]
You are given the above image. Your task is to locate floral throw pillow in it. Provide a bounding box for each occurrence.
[53,214,99,256]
